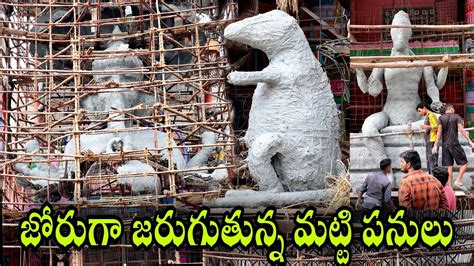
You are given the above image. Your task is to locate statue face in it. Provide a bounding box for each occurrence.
[390,27,411,51]
[391,11,412,52]
[224,10,296,52]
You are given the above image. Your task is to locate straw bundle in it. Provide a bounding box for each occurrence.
[323,161,351,215]
[276,0,298,13]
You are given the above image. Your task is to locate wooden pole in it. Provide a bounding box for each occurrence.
[72,2,82,264]
[350,53,474,63]
[350,59,474,69]
[350,24,474,30]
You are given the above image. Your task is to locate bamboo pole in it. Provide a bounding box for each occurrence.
[350,53,474,63]
[350,59,474,69]
[351,126,474,139]
[350,24,474,30]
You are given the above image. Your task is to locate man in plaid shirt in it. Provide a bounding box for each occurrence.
[398,150,449,210]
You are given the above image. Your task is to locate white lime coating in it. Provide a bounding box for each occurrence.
[225,10,340,192]
[14,139,61,188]
[204,189,336,208]
[185,131,217,169]
[116,160,161,195]
[80,26,155,129]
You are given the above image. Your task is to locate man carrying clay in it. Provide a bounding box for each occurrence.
[434,104,474,191]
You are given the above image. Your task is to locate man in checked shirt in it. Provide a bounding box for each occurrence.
[398,150,449,210]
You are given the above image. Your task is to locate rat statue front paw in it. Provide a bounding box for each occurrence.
[227,71,243,85]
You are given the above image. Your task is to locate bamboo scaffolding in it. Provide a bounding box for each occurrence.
[202,242,474,263]
[1,0,237,220]
[0,1,240,264]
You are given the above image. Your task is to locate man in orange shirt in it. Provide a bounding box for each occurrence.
[398,150,449,210]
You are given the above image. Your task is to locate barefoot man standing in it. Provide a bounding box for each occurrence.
[434,104,474,192]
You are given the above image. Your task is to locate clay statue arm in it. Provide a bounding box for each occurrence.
[355,68,384,96]
[423,66,443,103]
[13,162,32,175]
[435,55,450,89]
[227,68,279,86]
[435,66,449,89]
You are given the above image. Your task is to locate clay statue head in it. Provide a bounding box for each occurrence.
[223,10,299,53]
[390,11,412,52]
[92,26,144,84]
[25,139,40,153]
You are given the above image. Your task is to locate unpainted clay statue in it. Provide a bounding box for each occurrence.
[80,26,156,129]
[60,130,218,192]
[14,131,219,195]
[16,24,223,195]
[103,135,161,194]
[225,10,340,192]
[14,139,61,188]
[465,38,474,57]
[355,11,449,162]
[183,131,229,187]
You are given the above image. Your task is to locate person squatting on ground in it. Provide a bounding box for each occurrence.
[432,166,456,210]
[416,102,440,174]
[398,150,449,210]
[356,158,395,211]
[433,104,473,191]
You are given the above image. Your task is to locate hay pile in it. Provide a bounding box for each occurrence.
[323,161,351,215]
